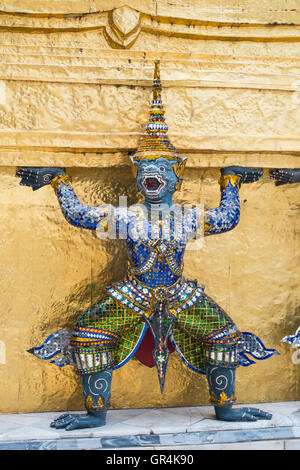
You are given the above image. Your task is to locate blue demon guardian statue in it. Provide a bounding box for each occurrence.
[16,61,278,430]
[270,168,300,349]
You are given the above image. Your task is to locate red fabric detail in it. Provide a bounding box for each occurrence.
[134,327,175,368]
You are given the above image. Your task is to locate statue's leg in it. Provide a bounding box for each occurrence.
[51,369,112,431]
[172,293,274,422]
[49,295,144,430]
[205,364,272,422]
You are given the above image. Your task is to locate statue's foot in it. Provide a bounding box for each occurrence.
[215,406,272,422]
[50,411,107,431]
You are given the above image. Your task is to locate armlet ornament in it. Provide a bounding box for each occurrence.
[218,174,241,189]
[51,174,72,190]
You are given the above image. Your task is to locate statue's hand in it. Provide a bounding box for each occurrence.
[16,167,65,191]
[221,166,263,184]
[270,168,300,186]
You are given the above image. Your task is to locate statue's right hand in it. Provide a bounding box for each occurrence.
[16,167,66,191]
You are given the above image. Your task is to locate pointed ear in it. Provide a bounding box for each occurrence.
[180,157,188,173]
[129,155,138,177]
[129,154,136,165]
[173,158,187,179]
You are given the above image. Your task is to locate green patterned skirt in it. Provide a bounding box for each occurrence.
[70,292,242,375]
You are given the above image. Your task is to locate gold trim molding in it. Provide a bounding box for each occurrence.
[0,2,299,48]
[0,51,299,92]
[2,149,300,169]
[1,130,300,155]
[0,0,299,25]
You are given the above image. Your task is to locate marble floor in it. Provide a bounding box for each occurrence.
[1,401,300,450]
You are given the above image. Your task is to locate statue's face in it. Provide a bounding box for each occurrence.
[135,158,179,201]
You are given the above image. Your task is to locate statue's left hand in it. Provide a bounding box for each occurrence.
[16,167,65,191]
[221,166,263,184]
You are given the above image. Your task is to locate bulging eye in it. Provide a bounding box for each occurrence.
[159,166,166,172]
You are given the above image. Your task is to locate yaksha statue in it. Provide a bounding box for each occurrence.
[16,61,278,430]
[270,168,300,349]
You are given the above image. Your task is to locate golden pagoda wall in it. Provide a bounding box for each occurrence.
[0,0,299,413]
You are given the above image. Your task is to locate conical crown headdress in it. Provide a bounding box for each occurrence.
[131,60,187,183]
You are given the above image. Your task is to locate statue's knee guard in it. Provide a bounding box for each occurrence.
[70,325,119,375]
[203,341,239,369]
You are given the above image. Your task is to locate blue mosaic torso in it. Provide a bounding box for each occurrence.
[125,221,188,288]
[54,180,240,302]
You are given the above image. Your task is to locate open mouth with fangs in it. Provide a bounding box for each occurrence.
[142,173,166,195]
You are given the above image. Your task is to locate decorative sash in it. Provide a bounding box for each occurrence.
[105,274,205,318]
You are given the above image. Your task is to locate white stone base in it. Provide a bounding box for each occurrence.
[1,401,300,450]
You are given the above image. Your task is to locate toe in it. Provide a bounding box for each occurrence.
[241,411,258,422]
[51,416,74,429]
[65,419,81,431]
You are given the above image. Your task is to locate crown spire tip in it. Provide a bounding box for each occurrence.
[154,59,160,80]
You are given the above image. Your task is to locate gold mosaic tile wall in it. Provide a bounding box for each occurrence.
[0,0,299,413]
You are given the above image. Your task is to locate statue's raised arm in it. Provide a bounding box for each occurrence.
[16,166,109,230]
[204,166,263,236]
